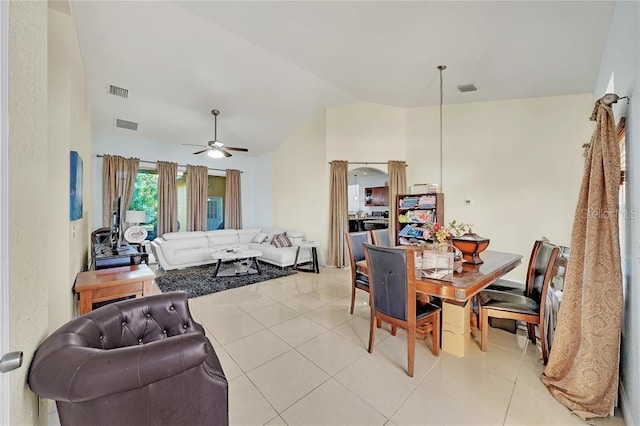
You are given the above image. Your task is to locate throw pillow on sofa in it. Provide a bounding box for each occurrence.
[272,233,292,248]
[252,232,268,243]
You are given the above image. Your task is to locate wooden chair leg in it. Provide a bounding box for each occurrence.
[350,285,356,314]
[538,321,548,365]
[527,323,536,344]
[391,325,397,336]
[477,304,482,331]
[368,312,376,353]
[432,312,440,357]
[407,328,416,377]
[481,310,489,352]
[376,318,382,329]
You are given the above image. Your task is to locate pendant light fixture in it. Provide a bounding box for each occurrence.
[437,65,446,192]
[354,175,358,200]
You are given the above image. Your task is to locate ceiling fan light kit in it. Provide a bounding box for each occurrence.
[207,149,225,159]
[184,109,249,158]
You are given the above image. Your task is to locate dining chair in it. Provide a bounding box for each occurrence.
[478,241,559,363]
[485,240,544,295]
[363,244,441,377]
[345,231,372,314]
[370,228,392,247]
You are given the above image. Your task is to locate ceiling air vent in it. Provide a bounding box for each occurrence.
[115,119,138,131]
[457,84,478,93]
[108,84,129,99]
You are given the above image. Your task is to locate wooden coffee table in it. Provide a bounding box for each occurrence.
[74,264,155,315]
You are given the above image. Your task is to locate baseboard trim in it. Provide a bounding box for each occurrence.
[620,379,636,426]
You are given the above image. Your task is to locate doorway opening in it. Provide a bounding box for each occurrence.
[347,166,389,232]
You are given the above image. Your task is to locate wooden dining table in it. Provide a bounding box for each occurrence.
[356,248,523,356]
[356,249,522,302]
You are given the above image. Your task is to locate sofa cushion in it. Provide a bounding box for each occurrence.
[205,230,239,247]
[287,230,304,238]
[261,228,285,243]
[251,243,310,267]
[162,231,206,241]
[238,228,261,244]
[252,232,268,243]
[272,233,292,248]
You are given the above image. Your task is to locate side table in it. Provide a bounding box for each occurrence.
[294,242,320,274]
[74,264,155,315]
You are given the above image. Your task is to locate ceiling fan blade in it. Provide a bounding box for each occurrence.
[225,146,249,152]
[193,148,209,155]
[183,143,207,147]
[221,148,232,157]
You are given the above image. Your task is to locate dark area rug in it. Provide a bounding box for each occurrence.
[155,262,297,298]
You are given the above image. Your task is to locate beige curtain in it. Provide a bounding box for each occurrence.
[101,155,139,228]
[186,165,209,231]
[542,98,623,419]
[328,161,348,267]
[388,160,407,245]
[224,169,242,229]
[157,161,178,237]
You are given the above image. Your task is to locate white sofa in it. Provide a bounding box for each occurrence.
[150,227,312,271]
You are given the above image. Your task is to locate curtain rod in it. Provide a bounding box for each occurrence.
[327,161,406,166]
[96,154,242,173]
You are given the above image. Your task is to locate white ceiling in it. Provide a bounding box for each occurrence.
[71,1,615,156]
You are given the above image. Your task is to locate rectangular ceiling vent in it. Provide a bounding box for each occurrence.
[457,84,478,93]
[108,85,129,99]
[115,118,138,131]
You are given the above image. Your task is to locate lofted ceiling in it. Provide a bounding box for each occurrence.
[71,1,615,156]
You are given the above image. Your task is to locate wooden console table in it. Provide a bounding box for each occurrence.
[74,264,155,315]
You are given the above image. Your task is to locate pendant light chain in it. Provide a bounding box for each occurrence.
[438,65,446,192]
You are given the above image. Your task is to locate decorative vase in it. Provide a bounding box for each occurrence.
[451,232,490,265]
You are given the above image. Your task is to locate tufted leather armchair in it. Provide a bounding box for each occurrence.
[28,291,228,426]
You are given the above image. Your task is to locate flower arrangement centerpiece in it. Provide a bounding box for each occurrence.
[425,220,472,244]
[424,220,472,272]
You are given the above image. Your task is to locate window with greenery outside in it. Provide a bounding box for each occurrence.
[130,170,158,240]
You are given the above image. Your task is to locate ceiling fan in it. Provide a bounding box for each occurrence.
[184,109,249,158]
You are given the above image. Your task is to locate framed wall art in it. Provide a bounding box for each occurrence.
[70,151,83,220]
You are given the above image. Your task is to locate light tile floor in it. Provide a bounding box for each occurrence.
[49,266,626,426]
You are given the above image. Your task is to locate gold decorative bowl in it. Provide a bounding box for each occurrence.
[451,232,490,265]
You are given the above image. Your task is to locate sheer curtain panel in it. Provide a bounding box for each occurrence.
[157,161,178,237]
[224,169,242,229]
[328,161,348,267]
[186,165,208,231]
[101,155,139,228]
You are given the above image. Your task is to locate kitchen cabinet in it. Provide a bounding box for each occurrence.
[365,186,389,206]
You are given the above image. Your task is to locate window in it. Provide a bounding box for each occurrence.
[130,170,158,240]
[130,169,225,236]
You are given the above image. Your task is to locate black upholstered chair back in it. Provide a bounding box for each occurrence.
[365,244,409,321]
[371,229,392,247]
[348,232,369,263]
[530,241,558,302]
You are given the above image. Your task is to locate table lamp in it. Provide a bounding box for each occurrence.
[124,210,148,244]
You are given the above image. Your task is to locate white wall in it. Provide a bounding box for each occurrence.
[594,1,640,424]
[48,5,93,331]
[92,133,272,230]
[326,103,406,162]
[272,112,329,263]
[273,97,591,274]
[407,94,591,281]
[8,1,49,424]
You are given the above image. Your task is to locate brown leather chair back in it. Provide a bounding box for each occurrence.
[28,292,228,426]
